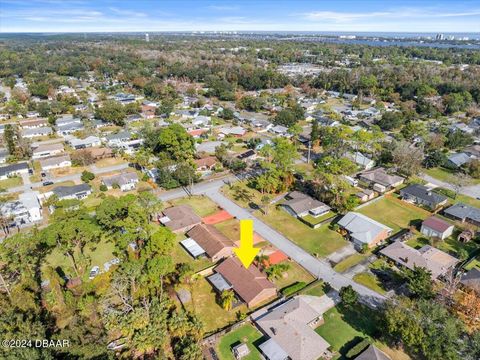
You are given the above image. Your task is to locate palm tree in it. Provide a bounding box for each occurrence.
[220,290,235,311]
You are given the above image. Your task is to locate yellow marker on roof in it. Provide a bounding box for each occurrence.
[234,219,260,268]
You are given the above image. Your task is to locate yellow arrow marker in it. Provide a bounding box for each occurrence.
[233,219,260,268]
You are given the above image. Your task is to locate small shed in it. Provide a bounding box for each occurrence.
[232,343,250,359]
[176,288,192,305]
[458,229,475,243]
[180,238,206,258]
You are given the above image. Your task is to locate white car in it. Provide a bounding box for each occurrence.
[89,266,100,279]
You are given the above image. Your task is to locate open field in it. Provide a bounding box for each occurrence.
[0,176,23,189]
[271,260,314,291]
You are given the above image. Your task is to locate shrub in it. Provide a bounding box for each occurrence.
[346,338,371,359]
[99,184,108,192]
[81,170,95,183]
[281,281,307,297]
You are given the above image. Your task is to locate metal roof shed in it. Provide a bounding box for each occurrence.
[180,238,206,258]
[207,273,232,292]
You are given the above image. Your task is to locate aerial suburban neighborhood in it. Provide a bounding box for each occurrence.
[0,1,480,359]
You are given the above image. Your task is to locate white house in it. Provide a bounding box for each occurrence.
[0,191,42,225]
[68,136,102,149]
[102,172,139,192]
[32,143,65,159]
[39,154,72,171]
[21,126,53,138]
[0,162,29,180]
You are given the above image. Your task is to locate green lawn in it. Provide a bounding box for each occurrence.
[214,218,241,242]
[168,195,220,217]
[217,324,264,360]
[184,277,247,334]
[256,206,348,257]
[315,305,380,358]
[271,260,314,292]
[465,257,480,271]
[302,211,336,226]
[334,253,368,273]
[358,196,431,232]
[301,281,326,297]
[424,167,480,185]
[406,233,477,258]
[353,272,387,295]
[0,176,23,189]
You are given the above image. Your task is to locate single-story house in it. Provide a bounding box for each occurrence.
[270,125,289,136]
[195,141,225,154]
[106,131,132,147]
[20,118,49,129]
[39,154,72,171]
[193,156,217,171]
[55,115,81,127]
[337,212,392,249]
[444,203,480,226]
[0,191,42,225]
[254,295,336,360]
[184,224,234,262]
[68,136,102,149]
[355,189,375,203]
[281,191,330,218]
[354,345,391,360]
[101,172,139,192]
[399,184,448,210]
[32,143,65,159]
[218,126,246,137]
[347,152,375,170]
[379,241,458,280]
[85,147,113,160]
[49,183,92,201]
[357,167,404,192]
[209,257,276,308]
[236,149,257,161]
[420,216,454,240]
[160,205,202,233]
[21,126,53,138]
[0,162,29,180]
[446,152,472,168]
[460,268,480,294]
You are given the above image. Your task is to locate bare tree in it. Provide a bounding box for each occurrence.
[448,172,472,199]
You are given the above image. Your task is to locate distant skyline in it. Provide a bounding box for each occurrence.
[1,0,480,33]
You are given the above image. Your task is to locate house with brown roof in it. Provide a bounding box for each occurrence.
[160,205,202,233]
[193,156,217,171]
[208,257,276,308]
[358,167,404,193]
[421,216,454,240]
[84,147,113,160]
[379,241,458,280]
[185,224,234,262]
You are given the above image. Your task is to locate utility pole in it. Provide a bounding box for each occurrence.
[307,141,311,164]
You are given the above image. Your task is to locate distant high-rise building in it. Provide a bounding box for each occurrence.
[435,33,445,40]
[145,33,149,42]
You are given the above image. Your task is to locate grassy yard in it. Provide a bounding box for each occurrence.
[301,280,326,297]
[271,260,314,292]
[424,167,480,185]
[185,277,247,334]
[40,180,76,193]
[216,324,264,360]
[315,305,380,358]
[214,218,240,242]
[353,272,387,295]
[172,234,212,272]
[406,233,478,258]
[168,195,220,217]
[94,157,127,168]
[302,211,336,226]
[0,176,23,189]
[256,206,348,257]
[465,257,480,271]
[334,253,368,273]
[358,196,431,233]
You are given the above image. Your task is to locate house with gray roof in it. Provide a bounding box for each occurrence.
[446,152,472,168]
[399,184,448,210]
[281,191,330,219]
[21,126,53,138]
[444,203,480,226]
[461,268,480,294]
[354,345,391,360]
[0,162,29,180]
[254,295,336,360]
[50,183,92,201]
[68,136,101,149]
[102,172,138,192]
[358,167,404,192]
[337,212,392,249]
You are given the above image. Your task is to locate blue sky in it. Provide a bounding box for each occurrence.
[1,0,480,33]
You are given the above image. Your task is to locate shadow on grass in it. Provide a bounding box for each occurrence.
[338,336,365,359]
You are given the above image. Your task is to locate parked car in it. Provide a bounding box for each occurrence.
[89,266,100,279]
[42,181,53,186]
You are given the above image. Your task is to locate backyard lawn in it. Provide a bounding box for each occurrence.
[172,234,212,272]
[185,277,247,334]
[353,272,387,295]
[256,206,348,257]
[358,196,431,233]
[168,195,220,217]
[406,233,478,259]
[216,324,264,360]
[302,211,336,226]
[301,280,326,297]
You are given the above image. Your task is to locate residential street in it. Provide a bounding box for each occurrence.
[8,162,129,193]
[421,173,480,199]
[159,178,387,307]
